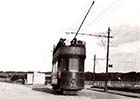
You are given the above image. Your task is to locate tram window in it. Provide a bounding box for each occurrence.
[52,61,58,73]
[58,58,61,71]
[69,58,79,72]
[52,61,58,84]
[79,59,84,72]
[60,58,69,71]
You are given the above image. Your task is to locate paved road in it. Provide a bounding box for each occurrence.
[0,82,139,99]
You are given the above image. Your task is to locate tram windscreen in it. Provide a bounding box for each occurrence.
[69,58,79,72]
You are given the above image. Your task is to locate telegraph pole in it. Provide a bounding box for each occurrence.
[93,54,96,85]
[104,27,111,92]
[93,54,96,74]
[93,54,107,86]
[66,27,113,91]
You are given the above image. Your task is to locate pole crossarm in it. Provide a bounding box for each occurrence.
[95,58,109,60]
[66,32,114,38]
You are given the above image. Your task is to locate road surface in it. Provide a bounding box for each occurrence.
[0,82,139,99]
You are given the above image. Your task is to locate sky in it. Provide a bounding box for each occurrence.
[0,0,140,72]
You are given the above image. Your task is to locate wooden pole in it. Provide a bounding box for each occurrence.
[104,27,111,92]
[93,54,96,85]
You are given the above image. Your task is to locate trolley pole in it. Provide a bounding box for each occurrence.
[104,27,111,92]
[73,1,95,40]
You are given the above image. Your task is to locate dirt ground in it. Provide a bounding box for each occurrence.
[0,82,139,99]
[0,82,66,99]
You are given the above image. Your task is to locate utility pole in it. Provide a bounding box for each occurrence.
[93,54,107,86]
[66,27,113,92]
[93,54,96,74]
[93,54,96,85]
[104,27,111,92]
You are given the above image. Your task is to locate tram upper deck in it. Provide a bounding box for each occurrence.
[52,38,86,63]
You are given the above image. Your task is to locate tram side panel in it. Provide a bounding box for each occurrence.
[51,46,86,92]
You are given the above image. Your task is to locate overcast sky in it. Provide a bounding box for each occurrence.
[0,0,140,72]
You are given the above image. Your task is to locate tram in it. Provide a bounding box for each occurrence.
[51,1,95,94]
[51,38,86,94]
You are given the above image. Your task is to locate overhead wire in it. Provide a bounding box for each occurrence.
[89,0,120,26]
